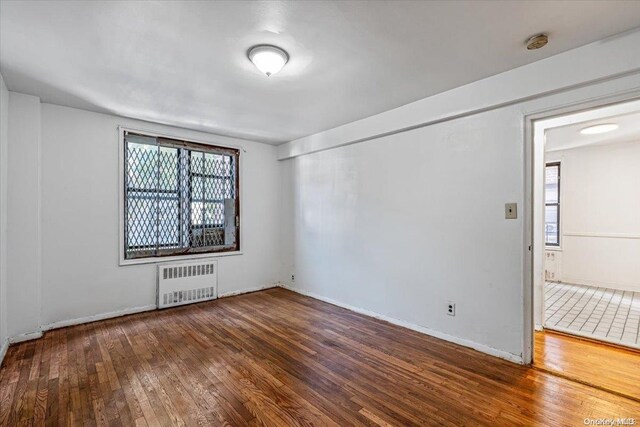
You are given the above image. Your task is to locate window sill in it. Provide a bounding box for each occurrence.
[545,246,562,252]
[119,251,243,266]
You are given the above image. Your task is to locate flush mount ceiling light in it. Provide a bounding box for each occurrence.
[526,33,548,50]
[580,123,619,135]
[248,45,289,77]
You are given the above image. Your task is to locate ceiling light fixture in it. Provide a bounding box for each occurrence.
[526,33,548,50]
[248,45,289,77]
[579,123,619,135]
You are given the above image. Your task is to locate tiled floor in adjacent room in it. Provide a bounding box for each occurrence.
[544,281,640,349]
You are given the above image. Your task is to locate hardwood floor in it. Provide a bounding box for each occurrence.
[534,330,640,401]
[1,288,639,426]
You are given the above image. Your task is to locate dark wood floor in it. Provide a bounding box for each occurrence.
[1,288,639,426]
[534,330,640,401]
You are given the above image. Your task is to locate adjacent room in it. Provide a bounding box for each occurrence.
[542,106,640,348]
[1,1,640,425]
[532,100,640,399]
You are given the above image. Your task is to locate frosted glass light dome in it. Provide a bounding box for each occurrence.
[248,45,289,77]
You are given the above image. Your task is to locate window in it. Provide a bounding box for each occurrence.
[123,131,240,260]
[545,162,560,246]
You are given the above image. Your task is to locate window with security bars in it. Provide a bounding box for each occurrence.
[124,131,240,259]
[545,162,560,246]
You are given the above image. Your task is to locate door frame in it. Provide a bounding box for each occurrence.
[522,90,640,364]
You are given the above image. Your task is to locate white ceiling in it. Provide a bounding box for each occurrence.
[546,107,640,152]
[2,1,640,145]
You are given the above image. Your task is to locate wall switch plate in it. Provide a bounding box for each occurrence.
[447,302,456,316]
[505,203,517,219]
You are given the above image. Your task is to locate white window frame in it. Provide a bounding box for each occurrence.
[118,126,244,266]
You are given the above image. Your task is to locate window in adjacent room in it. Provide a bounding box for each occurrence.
[123,131,240,260]
[544,162,560,246]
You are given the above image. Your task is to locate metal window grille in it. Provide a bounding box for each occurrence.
[124,132,240,259]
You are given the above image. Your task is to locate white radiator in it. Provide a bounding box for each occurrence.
[157,260,218,309]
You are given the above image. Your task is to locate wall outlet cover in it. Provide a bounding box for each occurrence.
[505,203,517,219]
[447,302,456,316]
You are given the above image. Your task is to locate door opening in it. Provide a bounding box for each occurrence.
[528,97,640,400]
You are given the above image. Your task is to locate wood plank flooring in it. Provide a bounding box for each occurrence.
[534,330,640,401]
[1,288,639,426]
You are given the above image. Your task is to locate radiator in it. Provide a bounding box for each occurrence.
[157,260,218,309]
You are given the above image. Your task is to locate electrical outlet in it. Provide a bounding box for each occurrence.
[447,302,456,316]
[291,274,295,282]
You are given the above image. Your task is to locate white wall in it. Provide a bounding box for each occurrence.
[546,141,640,292]
[280,29,640,362]
[6,92,41,340]
[2,99,281,338]
[38,104,281,328]
[281,106,526,359]
[0,73,9,359]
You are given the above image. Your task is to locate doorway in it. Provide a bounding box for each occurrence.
[530,97,640,400]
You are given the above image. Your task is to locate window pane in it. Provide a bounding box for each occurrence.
[159,147,178,191]
[225,178,233,199]
[191,152,204,175]
[205,178,228,201]
[545,205,558,245]
[191,201,204,225]
[204,202,224,226]
[158,198,180,247]
[127,196,157,248]
[545,164,559,203]
[124,133,239,259]
[192,176,204,200]
[127,142,158,190]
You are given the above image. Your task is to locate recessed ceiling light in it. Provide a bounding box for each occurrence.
[579,123,619,135]
[526,34,548,50]
[248,45,289,77]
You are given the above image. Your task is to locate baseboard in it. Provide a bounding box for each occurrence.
[41,304,157,332]
[545,325,640,351]
[280,284,523,364]
[17,283,280,338]
[0,338,8,368]
[218,283,279,298]
[0,287,279,367]
[9,331,43,344]
[558,278,640,293]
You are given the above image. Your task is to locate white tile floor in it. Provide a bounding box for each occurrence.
[544,281,640,349]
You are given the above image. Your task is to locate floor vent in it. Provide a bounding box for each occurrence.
[158,260,218,309]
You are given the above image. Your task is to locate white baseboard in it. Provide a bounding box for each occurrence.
[41,304,157,332]
[559,277,640,293]
[218,283,279,298]
[280,284,524,364]
[12,283,280,341]
[0,339,8,367]
[9,331,43,344]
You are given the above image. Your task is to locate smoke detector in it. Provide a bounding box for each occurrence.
[526,34,548,50]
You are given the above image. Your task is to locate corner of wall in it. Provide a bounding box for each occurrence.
[5,90,43,341]
[0,72,10,361]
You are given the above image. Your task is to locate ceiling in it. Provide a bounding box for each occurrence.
[2,1,640,145]
[546,108,640,152]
